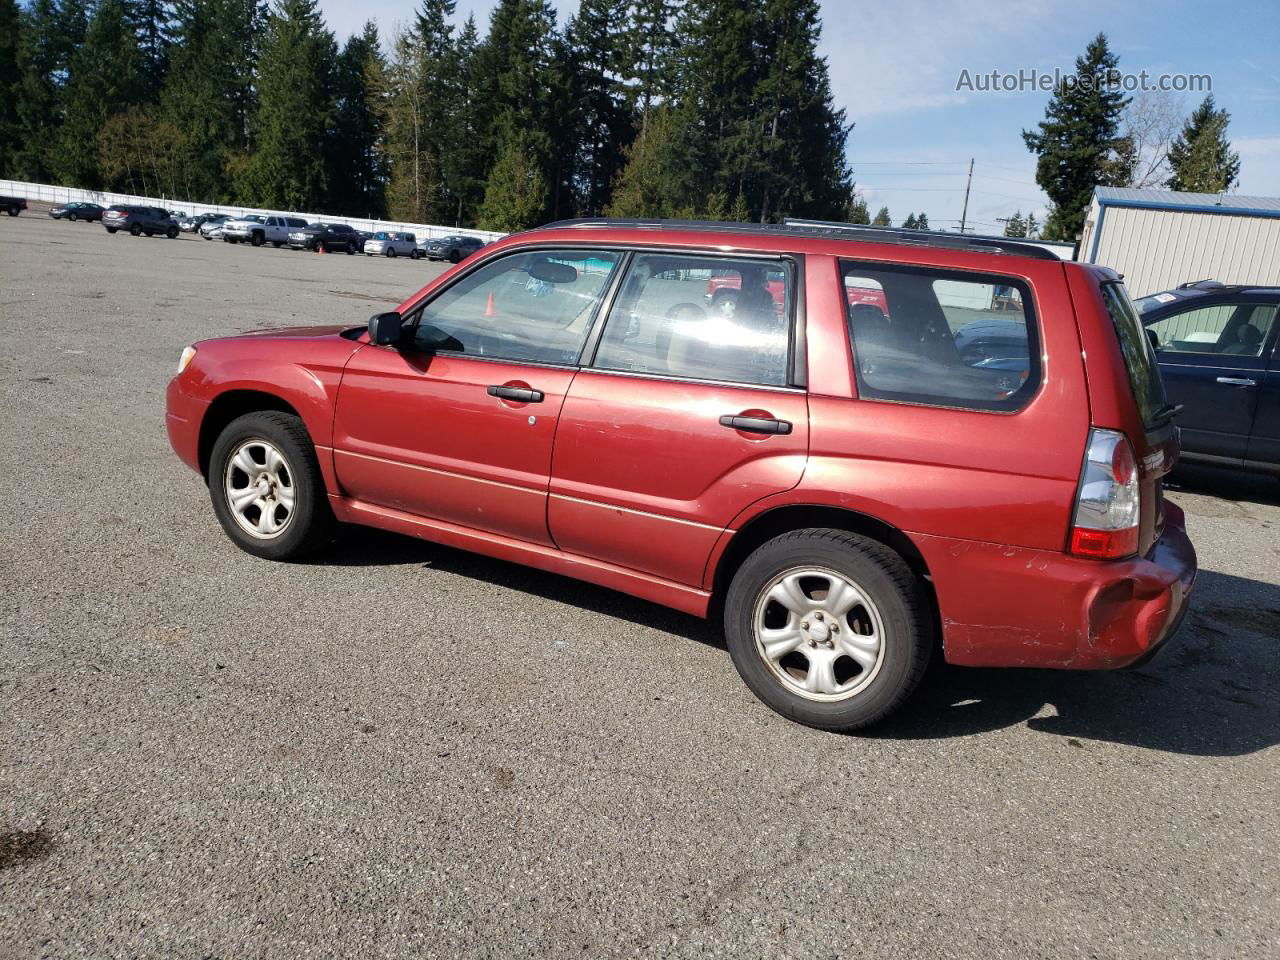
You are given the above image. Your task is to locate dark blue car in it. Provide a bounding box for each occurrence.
[1136,280,1280,475]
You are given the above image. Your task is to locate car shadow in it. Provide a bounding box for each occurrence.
[871,568,1279,756]
[1165,462,1280,507]
[323,529,1277,757]
[321,526,724,648]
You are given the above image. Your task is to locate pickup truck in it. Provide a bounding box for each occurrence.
[222,214,309,247]
[1,195,28,216]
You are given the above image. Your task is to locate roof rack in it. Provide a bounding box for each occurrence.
[535,217,1064,261]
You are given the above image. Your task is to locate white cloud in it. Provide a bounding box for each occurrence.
[1234,136,1280,197]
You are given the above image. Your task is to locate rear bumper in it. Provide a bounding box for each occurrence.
[916,503,1197,669]
[166,376,209,475]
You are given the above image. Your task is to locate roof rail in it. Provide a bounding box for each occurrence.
[535,217,1064,261]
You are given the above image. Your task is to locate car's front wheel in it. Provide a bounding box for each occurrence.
[129,223,142,236]
[449,250,461,263]
[68,212,78,222]
[724,529,931,732]
[208,412,333,561]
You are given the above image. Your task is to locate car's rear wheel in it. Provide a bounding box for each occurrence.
[251,232,263,247]
[410,249,421,260]
[167,225,178,239]
[208,412,333,561]
[129,223,141,236]
[345,245,354,255]
[6,206,18,216]
[724,529,931,732]
[449,250,461,263]
[68,212,78,222]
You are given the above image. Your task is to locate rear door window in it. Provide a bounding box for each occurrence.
[841,261,1040,411]
[591,253,792,387]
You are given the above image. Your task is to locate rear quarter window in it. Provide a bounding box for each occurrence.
[840,261,1041,412]
[1100,281,1168,428]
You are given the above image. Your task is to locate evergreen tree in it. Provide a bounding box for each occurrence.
[164,0,263,201]
[1023,33,1131,241]
[468,0,567,225]
[622,0,675,140]
[605,105,694,218]
[129,0,171,99]
[1003,210,1027,237]
[845,191,870,224]
[13,0,86,181]
[1166,95,1240,193]
[0,0,22,177]
[565,0,633,216]
[871,205,890,227]
[478,128,549,230]
[749,0,852,221]
[1025,211,1040,238]
[915,212,928,230]
[328,21,387,216]
[241,0,336,209]
[56,0,146,188]
[445,15,486,225]
[902,212,918,229]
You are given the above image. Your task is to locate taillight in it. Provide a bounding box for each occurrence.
[1070,427,1140,559]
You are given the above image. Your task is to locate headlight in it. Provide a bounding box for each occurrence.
[177,346,197,374]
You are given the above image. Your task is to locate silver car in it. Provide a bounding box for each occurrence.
[198,215,232,240]
[364,231,420,259]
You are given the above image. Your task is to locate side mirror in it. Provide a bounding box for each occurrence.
[1145,328,1160,352]
[368,311,403,345]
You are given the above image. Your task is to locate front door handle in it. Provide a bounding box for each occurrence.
[487,384,544,402]
[1215,376,1257,387]
[719,414,792,435]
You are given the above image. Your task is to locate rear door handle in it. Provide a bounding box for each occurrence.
[487,384,544,403]
[1215,377,1257,387]
[719,414,792,435]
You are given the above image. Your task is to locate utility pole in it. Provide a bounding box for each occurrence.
[959,158,974,234]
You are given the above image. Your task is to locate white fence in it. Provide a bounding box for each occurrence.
[0,178,506,244]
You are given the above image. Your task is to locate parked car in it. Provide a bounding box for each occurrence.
[221,214,307,246]
[418,233,486,263]
[102,205,179,238]
[49,201,104,222]
[364,231,420,258]
[287,222,360,253]
[0,195,28,216]
[198,215,232,240]
[1136,280,1279,475]
[166,219,1195,732]
[353,231,371,253]
[179,212,222,233]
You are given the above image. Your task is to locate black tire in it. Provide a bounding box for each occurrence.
[448,250,461,264]
[106,227,118,234]
[386,247,395,258]
[68,212,78,222]
[144,230,154,237]
[167,225,178,239]
[410,249,421,260]
[208,411,334,562]
[251,231,263,247]
[345,245,354,255]
[723,529,931,732]
[130,223,142,236]
[272,241,282,248]
[6,206,18,216]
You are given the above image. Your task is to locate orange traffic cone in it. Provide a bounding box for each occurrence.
[484,291,495,317]
[315,243,324,255]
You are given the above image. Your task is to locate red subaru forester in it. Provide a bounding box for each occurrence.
[166,219,1197,731]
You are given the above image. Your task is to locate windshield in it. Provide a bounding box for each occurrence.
[1101,281,1169,430]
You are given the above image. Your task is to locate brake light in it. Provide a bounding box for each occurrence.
[1070,427,1140,559]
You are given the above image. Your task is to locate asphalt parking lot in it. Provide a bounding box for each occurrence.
[2,208,1278,959]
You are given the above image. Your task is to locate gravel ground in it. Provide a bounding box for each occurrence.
[2,208,1278,960]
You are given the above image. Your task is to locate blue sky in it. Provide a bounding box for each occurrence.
[319,0,1280,232]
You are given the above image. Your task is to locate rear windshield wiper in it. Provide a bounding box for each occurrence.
[1152,402,1183,425]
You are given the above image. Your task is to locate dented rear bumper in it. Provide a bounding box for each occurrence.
[914,502,1197,669]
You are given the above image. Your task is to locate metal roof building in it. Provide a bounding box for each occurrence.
[1078,186,1280,297]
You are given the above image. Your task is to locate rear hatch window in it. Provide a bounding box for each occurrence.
[1099,281,1170,430]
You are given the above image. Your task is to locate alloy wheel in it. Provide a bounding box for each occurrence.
[751,566,886,702]
[223,438,296,539]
